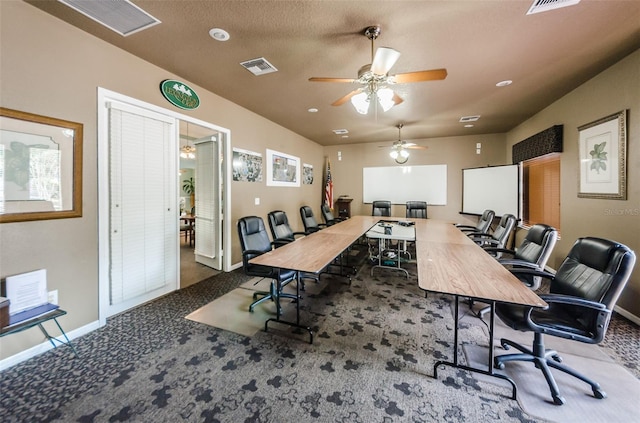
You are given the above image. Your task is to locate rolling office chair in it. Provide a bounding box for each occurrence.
[468,214,517,250]
[267,210,307,244]
[267,210,319,287]
[474,223,558,318]
[300,206,327,234]
[237,216,298,315]
[372,200,391,217]
[455,209,495,234]
[486,223,558,289]
[405,201,428,219]
[494,237,636,405]
[321,204,345,226]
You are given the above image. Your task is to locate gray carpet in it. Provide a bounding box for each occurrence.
[0,258,638,423]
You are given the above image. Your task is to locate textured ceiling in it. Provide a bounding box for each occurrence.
[26,0,640,146]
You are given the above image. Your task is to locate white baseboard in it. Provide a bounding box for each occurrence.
[614,305,640,326]
[0,319,101,371]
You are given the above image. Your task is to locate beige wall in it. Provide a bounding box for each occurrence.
[0,2,322,359]
[506,49,639,317]
[324,133,507,224]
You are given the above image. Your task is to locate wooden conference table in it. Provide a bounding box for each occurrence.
[250,215,546,398]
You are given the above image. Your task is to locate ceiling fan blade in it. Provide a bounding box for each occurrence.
[406,145,429,150]
[392,68,448,83]
[308,77,356,83]
[331,88,363,106]
[371,47,401,75]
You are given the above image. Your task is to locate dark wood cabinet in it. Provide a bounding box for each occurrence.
[335,198,352,219]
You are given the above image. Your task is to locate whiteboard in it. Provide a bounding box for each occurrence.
[363,165,447,205]
[462,164,520,217]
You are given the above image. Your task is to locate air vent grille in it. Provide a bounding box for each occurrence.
[240,58,278,76]
[526,0,581,15]
[332,129,349,135]
[58,0,160,36]
[459,115,481,123]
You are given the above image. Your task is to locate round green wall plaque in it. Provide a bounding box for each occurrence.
[160,80,200,110]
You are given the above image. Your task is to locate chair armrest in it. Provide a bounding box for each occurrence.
[485,247,516,257]
[498,259,540,269]
[272,239,291,248]
[455,224,476,230]
[539,294,608,311]
[508,267,556,281]
[292,231,307,238]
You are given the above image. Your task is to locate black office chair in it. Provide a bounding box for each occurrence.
[494,237,636,405]
[468,214,517,250]
[406,201,427,219]
[300,206,327,234]
[267,210,319,286]
[372,200,391,217]
[321,204,345,226]
[237,216,298,315]
[486,223,558,289]
[267,210,307,244]
[455,209,495,234]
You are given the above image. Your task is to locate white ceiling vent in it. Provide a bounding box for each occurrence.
[332,129,349,135]
[526,0,581,15]
[240,58,278,76]
[459,115,481,123]
[58,0,160,36]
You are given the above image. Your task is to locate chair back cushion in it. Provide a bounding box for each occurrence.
[237,216,275,278]
[268,210,295,241]
[515,224,557,267]
[372,200,391,216]
[475,209,495,233]
[492,214,517,247]
[552,237,636,307]
[406,201,427,219]
[300,206,319,232]
[321,204,335,224]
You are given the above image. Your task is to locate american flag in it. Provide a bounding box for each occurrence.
[324,159,333,208]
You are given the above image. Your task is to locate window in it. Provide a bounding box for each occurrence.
[522,153,560,231]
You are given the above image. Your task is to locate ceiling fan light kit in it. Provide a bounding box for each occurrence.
[309,25,447,115]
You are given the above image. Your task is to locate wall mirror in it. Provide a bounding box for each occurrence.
[0,107,83,223]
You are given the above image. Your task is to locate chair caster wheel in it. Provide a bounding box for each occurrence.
[500,341,510,350]
[494,360,505,370]
[552,395,566,405]
[593,388,607,399]
[552,354,562,363]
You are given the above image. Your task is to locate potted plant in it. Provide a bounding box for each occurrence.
[182,177,195,212]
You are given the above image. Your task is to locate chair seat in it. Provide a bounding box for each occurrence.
[496,303,594,338]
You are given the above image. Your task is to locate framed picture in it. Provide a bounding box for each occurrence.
[0,108,83,223]
[266,149,300,187]
[578,110,627,199]
[232,147,263,182]
[303,163,313,185]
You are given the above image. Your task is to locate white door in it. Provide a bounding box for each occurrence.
[105,101,178,317]
[193,135,222,269]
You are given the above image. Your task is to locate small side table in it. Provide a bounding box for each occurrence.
[0,309,78,357]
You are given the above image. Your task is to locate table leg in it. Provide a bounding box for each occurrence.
[38,318,79,357]
[432,295,517,400]
[265,270,313,344]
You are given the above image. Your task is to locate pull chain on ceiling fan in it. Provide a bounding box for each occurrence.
[309,25,447,115]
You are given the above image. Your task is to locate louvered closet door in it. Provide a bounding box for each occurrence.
[108,102,177,316]
[193,136,222,270]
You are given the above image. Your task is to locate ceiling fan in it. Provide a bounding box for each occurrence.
[309,25,447,114]
[381,124,428,164]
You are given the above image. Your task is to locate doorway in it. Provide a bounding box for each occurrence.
[97,88,231,324]
[179,121,222,288]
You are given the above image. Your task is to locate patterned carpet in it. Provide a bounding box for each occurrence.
[0,257,638,422]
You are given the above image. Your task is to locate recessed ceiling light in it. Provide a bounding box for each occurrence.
[496,80,513,87]
[342,135,349,138]
[209,28,230,41]
[307,108,318,113]
[464,124,474,128]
